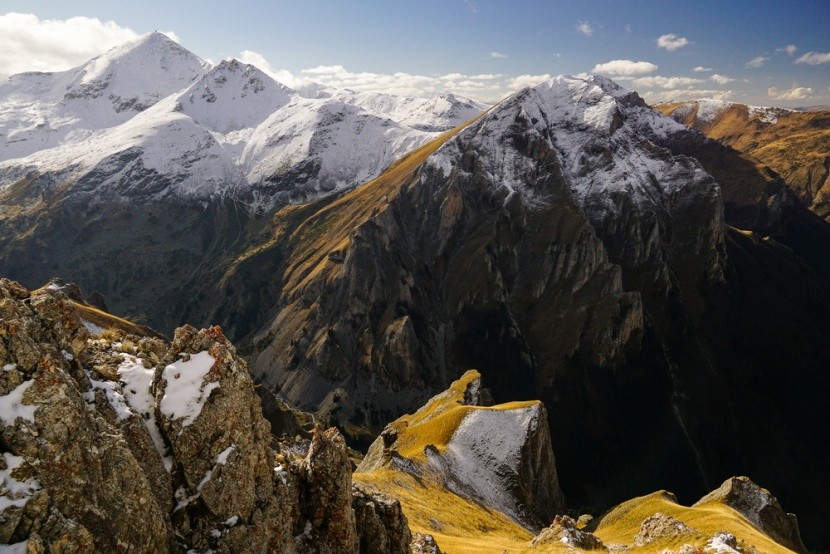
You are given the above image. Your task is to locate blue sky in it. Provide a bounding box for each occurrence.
[0,0,828,105]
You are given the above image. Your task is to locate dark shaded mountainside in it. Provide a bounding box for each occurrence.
[1,74,829,549]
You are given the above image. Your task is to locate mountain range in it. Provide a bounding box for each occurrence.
[1,32,829,552]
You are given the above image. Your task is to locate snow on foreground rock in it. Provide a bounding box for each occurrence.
[0,278,411,553]
[357,370,566,532]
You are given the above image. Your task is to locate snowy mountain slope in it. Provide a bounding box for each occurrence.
[242,96,432,204]
[331,90,488,132]
[0,32,208,162]
[177,59,294,135]
[0,95,245,199]
[0,33,487,206]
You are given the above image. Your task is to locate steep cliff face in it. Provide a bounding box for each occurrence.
[355,371,566,550]
[0,279,412,553]
[235,76,721,503]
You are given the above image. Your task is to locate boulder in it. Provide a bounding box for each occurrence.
[694,476,806,553]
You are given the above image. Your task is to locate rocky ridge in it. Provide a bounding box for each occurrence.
[357,370,566,533]
[0,278,411,552]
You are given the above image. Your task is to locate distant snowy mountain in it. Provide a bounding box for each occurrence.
[0,32,209,162]
[0,33,487,207]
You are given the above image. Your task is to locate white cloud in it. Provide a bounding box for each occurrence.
[641,88,733,103]
[507,74,551,90]
[631,75,704,89]
[693,66,712,72]
[297,63,508,100]
[592,59,658,76]
[0,12,141,78]
[710,74,735,84]
[576,21,593,36]
[745,56,768,69]
[490,51,508,59]
[657,34,689,52]
[777,44,798,56]
[237,50,304,88]
[795,51,830,65]
[768,86,813,100]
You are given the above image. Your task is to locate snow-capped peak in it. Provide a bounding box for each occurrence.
[176,59,294,133]
[529,74,635,134]
[429,73,702,211]
[63,31,209,109]
[0,32,209,162]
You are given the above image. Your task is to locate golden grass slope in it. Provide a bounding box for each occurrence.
[356,371,802,553]
[656,101,830,220]
[355,370,541,553]
[591,491,797,553]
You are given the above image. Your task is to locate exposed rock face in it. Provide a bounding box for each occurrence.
[410,532,442,554]
[357,371,566,533]
[0,279,413,553]
[634,513,697,546]
[352,485,412,554]
[530,515,604,550]
[0,279,173,552]
[694,477,806,553]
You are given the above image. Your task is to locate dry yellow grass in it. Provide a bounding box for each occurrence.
[592,491,797,553]
[355,468,537,554]
[71,301,160,338]
[356,371,800,553]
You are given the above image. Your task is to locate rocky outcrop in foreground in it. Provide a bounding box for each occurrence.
[695,476,807,553]
[0,279,410,552]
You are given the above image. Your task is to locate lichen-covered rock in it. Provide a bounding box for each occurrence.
[410,532,442,554]
[352,484,411,554]
[634,512,697,546]
[0,279,174,552]
[292,426,358,553]
[0,279,417,553]
[530,515,605,550]
[694,477,806,553]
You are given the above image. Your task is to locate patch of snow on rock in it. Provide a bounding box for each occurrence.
[118,354,173,470]
[0,380,36,426]
[0,452,41,511]
[160,350,218,429]
[81,319,105,335]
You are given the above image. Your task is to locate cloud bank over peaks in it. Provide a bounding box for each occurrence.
[0,12,143,78]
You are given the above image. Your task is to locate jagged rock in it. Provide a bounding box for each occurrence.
[410,532,442,554]
[0,280,174,552]
[634,512,697,546]
[0,279,416,553]
[694,477,806,553]
[531,515,605,550]
[352,484,411,554]
[290,426,358,552]
[705,531,740,553]
[359,371,565,532]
